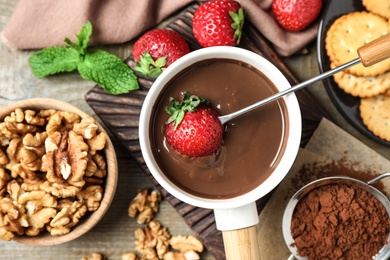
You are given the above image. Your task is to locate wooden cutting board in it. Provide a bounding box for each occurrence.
[85,2,332,259]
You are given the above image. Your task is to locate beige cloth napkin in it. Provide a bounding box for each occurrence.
[1,0,320,56]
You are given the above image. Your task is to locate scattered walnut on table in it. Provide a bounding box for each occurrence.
[134,220,171,260]
[0,108,108,240]
[127,187,205,260]
[81,252,106,260]
[128,188,161,224]
[134,232,204,260]
[122,252,141,260]
[167,235,204,260]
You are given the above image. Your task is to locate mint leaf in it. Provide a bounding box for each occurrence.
[77,21,92,53]
[78,50,138,95]
[28,21,139,95]
[28,47,80,78]
[64,21,92,56]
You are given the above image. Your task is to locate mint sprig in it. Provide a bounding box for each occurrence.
[28,21,138,95]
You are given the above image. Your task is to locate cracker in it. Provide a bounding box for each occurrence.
[383,88,390,97]
[331,62,390,98]
[360,95,390,141]
[325,18,343,65]
[362,0,390,19]
[325,11,390,77]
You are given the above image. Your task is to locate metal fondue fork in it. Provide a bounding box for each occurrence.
[218,33,390,125]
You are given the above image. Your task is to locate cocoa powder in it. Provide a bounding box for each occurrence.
[291,183,390,259]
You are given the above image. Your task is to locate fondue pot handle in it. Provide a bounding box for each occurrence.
[214,202,261,260]
[358,33,390,67]
[222,226,260,260]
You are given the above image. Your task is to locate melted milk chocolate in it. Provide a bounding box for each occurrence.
[150,59,289,199]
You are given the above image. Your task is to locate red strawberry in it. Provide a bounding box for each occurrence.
[132,29,190,77]
[272,0,322,32]
[164,92,224,158]
[192,0,245,47]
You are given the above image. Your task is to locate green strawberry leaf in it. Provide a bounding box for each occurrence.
[134,51,166,78]
[28,47,80,78]
[165,91,209,129]
[78,50,139,95]
[230,7,245,45]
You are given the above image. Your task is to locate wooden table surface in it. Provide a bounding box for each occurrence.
[1,1,390,260]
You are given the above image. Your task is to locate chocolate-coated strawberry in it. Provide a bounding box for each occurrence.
[132,29,190,78]
[272,0,322,32]
[164,92,224,158]
[192,0,245,47]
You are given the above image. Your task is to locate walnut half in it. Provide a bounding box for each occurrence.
[128,188,161,224]
[135,220,171,260]
[81,252,106,260]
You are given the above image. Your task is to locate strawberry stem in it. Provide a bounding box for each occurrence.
[230,7,245,45]
[165,91,209,130]
[134,51,167,78]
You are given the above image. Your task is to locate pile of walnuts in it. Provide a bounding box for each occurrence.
[0,108,108,240]
[126,188,204,260]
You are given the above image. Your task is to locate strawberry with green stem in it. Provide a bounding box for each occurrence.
[164,92,224,158]
[132,29,190,78]
[192,0,245,47]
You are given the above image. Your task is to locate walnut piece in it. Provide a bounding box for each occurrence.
[85,153,107,178]
[7,180,24,201]
[76,185,103,211]
[135,220,171,260]
[129,189,161,224]
[73,117,99,139]
[0,108,108,240]
[169,235,204,254]
[81,252,106,260]
[42,130,89,189]
[0,196,26,240]
[0,108,43,139]
[162,235,203,260]
[28,207,57,229]
[121,252,140,260]
[45,111,80,135]
[0,148,9,165]
[0,168,11,192]
[48,201,87,236]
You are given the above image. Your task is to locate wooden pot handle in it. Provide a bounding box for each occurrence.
[222,225,260,260]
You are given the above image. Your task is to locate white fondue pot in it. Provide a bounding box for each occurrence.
[139,46,301,259]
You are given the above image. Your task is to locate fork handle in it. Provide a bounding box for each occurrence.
[358,33,390,67]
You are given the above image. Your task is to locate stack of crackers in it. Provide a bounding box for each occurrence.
[325,0,390,142]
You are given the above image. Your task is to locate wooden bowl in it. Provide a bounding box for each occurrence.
[0,98,118,246]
